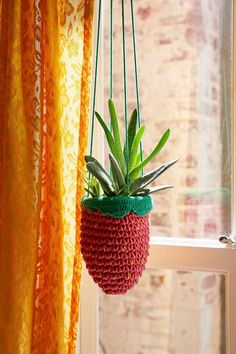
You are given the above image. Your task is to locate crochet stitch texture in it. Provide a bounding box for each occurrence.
[80,207,150,294]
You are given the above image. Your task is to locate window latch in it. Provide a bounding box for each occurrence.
[219,235,236,245]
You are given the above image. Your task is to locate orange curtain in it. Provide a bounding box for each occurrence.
[0,0,94,353]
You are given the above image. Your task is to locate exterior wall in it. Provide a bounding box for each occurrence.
[99,0,229,353]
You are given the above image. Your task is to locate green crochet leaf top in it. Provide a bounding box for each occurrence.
[82,195,153,219]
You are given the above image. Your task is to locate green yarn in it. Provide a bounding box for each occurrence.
[82,195,153,219]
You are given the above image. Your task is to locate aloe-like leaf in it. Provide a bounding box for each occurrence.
[129,125,145,173]
[108,99,127,174]
[92,184,96,195]
[118,186,126,195]
[84,187,97,198]
[84,155,106,173]
[90,175,97,186]
[82,175,89,186]
[130,159,178,194]
[95,111,126,175]
[109,153,126,191]
[85,155,107,176]
[123,109,138,161]
[135,150,144,167]
[86,162,115,196]
[86,177,101,197]
[132,185,174,196]
[128,108,138,154]
[92,176,100,197]
[78,166,88,182]
[108,98,122,149]
[85,158,111,195]
[87,163,113,186]
[95,112,117,156]
[130,129,171,179]
[94,180,101,196]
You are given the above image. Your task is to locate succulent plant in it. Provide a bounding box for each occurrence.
[84,98,177,197]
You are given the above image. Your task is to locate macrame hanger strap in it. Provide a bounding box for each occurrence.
[130,0,144,175]
[121,0,129,182]
[88,0,143,195]
[87,0,102,195]
[109,0,113,176]
[89,0,102,159]
[109,0,113,136]
[110,0,113,101]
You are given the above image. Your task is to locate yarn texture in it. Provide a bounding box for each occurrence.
[80,203,151,294]
[82,195,153,218]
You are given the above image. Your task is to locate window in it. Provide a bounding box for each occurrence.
[79,1,236,353]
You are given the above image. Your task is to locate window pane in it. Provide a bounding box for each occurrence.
[103,0,232,238]
[99,269,226,354]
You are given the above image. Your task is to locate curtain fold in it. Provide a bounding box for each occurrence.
[0,0,94,353]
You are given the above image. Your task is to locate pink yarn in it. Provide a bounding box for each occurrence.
[80,207,150,294]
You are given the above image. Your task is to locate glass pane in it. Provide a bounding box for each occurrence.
[99,269,226,354]
[102,0,232,238]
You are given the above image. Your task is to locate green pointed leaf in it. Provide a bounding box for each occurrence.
[128,109,138,154]
[92,184,96,194]
[86,162,115,196]
[123,109,138,162]
[84,188,97,198]
[94,180,101,196]
[86,177,101,197]
[85,159,110,196]
[135,150,144,167]
[109,153,126,191]
[90,175,97,186]
[91,176,100,197]
[82,175,89,186]
[87,176,95,189]
[85,155,108,177]
[118,186,126,195]
[129,125,145,173]
[130,129,171,179]
[95,111,126,175]
[130,159,178,194]
[132,185,174,196]
[108,99,126,174]
[95,112,117,155]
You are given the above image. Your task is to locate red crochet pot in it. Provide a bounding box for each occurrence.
[80,196,153,294]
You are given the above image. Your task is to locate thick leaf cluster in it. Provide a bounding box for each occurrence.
[85,99,177,197]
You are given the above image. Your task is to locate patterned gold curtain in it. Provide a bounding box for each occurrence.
[0,0,94,353]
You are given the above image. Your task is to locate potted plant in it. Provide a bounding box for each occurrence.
[80,98,177,294]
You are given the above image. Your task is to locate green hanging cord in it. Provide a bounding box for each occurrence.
[110,0,113,100]
[130,0,143,175]
[109,0,113,136]
[89,0,102,159]
[109,0,113,178]
[87,0,102,195]
[121,0,129,184]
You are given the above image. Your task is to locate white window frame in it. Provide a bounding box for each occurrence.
[78,1,236,353]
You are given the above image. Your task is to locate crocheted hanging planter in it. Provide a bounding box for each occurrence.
[80,195,153,294]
